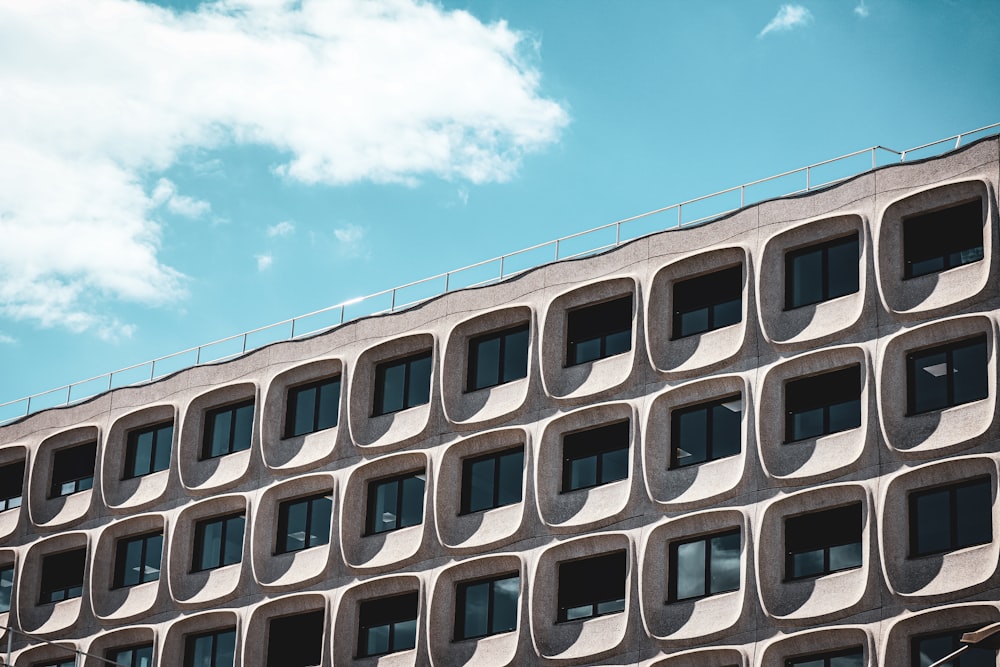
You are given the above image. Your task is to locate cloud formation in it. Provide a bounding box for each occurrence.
[0,0,567,336]
[255,254,274,272]
[267,221,296,238]
[334,224,367,258]
[854,2,870,18]
[759,4,814,37]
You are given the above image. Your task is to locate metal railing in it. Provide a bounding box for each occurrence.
[2,121,998,423]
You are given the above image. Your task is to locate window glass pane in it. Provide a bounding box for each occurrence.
[713,298,742,329]
[366,625,390,656]
[502,327,529,383]
[400,475,425,528]
[461,581,490,638]
[497,450,524,507]
[153,425,172,472]
[210,413,232,458]
[492,575,519,634]
[914,489,950,555]
[309,496,333,547]
[135,645,154,667]
[144,534,163,580]
[678,307,709,338]
[133,431,154,477]
[232,404,253,452]
[571,338,601,365]
[916,634,954,667]
[379,363,406,414]
[467,458,495,513]
[198,520,223,570]
[829,541,863,571]
[215,629,236,667]
[317,380,339,431]
[222,517,244,565]
[407,355,432,408]
[373,481,398,533]
[604,329,632,357]
[473,336,500,390]
[827,236,860,300]
[956,479,992,548]
[791,549,825,579]
[0,566,13,612]
[284,500,308,552]
[394,619,417,651]
[600,447,629,484]
[190,634,214,667]
[911,350,949,413]
[712,401,742,459]
[597,598,626,614]
[293,386,317,437]
[952,338,988,405]
[676,408,708,465]
[790,247,823,307]
[792,407,825,441]
[710,532,741,594]
[569,456,597,490]
[675,540,706,600]
[828,399,862,433]
[122,537,145,586]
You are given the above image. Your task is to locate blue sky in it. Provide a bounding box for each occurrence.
[1,0,999,416]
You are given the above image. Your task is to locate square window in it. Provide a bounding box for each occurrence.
[671,395,742,468]
[785,233,860,309]
[565,295,633,366]
[557,551,626,622]
[785,503,862,580]
[786,647,864,667]
[202,399,255,459]
[267,610,324,667]
[909,477,992,558]
[562,421,629,492]
[907,336,988,415]
[113,531,163,588]
[0,564,13,613]
[184,628,236,667]
[365,472,425,535]
[106,644,154,667]
[285,376,340,438]
[785,366,862,442]
[672,266,742,339]
[467,324,529,391]
[39,548,86,604]
[0,460,25,511]
[460,447,524,514]
[124,421,173,479]
[49,441,97,498]
[192,513,245,572]
[904,199,984,279]
[373,351,433,416]
[276,493,332,554]
[669,529,740,602]
[911,628,995,667]
[455,572,519,640]
[358,592,418,658]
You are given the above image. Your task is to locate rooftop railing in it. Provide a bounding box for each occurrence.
[3,121,999,424]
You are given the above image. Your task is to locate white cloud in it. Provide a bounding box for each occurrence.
[758,4,814,37]
[854,2,870,17]
[334,224,367,257]
[0,0,568,336]
[0,332,15,344]
[267,221,296,237]
[256,254,274,271]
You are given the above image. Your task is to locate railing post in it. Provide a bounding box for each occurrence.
[242,334,248,353]
[66,385,72,405]
[955,134,962,149]
[150,361,156,381]
[740,185,745,207]
[290,318,296,339]
[340,305,346,323]
[499,256,505,281]
[391,289,396,311]
[871,147,876,170]
[108,373,113,391]
[444,272,450,292]
[806,166,811,191]
[554,239,560,261]
[677,205,682,227]
[615,222,621,246]
[196,346,202,364]
[25,396,31,415]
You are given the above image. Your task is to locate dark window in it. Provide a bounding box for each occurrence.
[366,472,425,535]
[904,199,984,279]
[671,395,742,468]
[50,441,97,498]
[124,421,173,479]
[909,477,992,558]
[202,399,254,459]
[36,660,75,667]
[557,551,627,622]
[785,234,860,309]
[911,628,996,667]
[39,548,86,604]
[785,366,862,442]
[285,376,340,438]
[672,266,742,339]
[192,513,245,572]
[276,493,332,554]
[358,592,418,658]
[107,644,154,667]
[785,503,862,580]
[455,572,519,640]
[114,531,163,588]
[467,324,529,391]
[0,564,12,613]
[460,447,524,514]
[267,610,324,667]
[184,628,236,667]
[566,296,633,366]
[669,530,740,602]
[562,421,629,492]
[907,336,988,415]
[0,460,24,511]
[373,351,432,416]
[786,647,864,667]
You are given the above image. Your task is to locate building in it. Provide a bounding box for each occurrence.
[0,134,998,667]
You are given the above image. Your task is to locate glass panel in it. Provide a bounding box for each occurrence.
[473,336,500,390]
[144,534,163,580]
[565,604,592,620]
[828,399,862,434]
[792,407,825,441]
[407,355,432,408]
[502,327,529,383]
[366,624,390,656]
[828,541,863,571]
[467,458,495,513]
[190,634,215,667]
[912,350,949,413]
[600,447,629,484]
[827,237,860,300]
[790,247,823,307]
[284,500,308,552]
[393,618,417,651]
[0,567,13,612]
[915,489,950,555]
[215,629,236,667]
[596,598,625,614]
[956,480,992,548]
[675,539,706,600]
[461,581,490,638]
[791,549,825,579]
[789,659,824,667]
[492,575,519,634]
[293,386,317,437]
[400,475,425,528]
[198,520,223,570]
[713,298,742,329]
[497,450,524,507]
[309,496,332,548]
[373,480,398,533]
[952,339,988,406]
[317,380,339,431]
[133,431,153,476]
[678,307,709,337]
[604,329,632,357]
[223,516,244,566]
[135,645,154,667]
[379,363,406,414]
[710,532,741,594]
[232,403,253,453]
[712,402,742,459]
[572,337,601,365]
[676,408,708,465]
[210,412,232,457]
[569,455,597,490]
[122,537,145,586]
[829,649,864,667]
[916,634,954,667]
[153,425,172,472]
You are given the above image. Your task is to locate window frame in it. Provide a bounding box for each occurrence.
[191,512,246,572]
[0,459,25,511]
[201,399,255,460]
[357,592,419,658]
[124,421,174,479]
[39,548,86,604]
[365,471,426,536]
[459,446,525,515]
[668,529,741,602]
[284,376,341,439]
[275,492,333,554]
[561,421,630,493]
[906,335,988,416]
[0,564,13,614]
[785,646,865,667]
[454,571,520,641]
[183,627,237,667]
[372,351,433,417]
[908,476,993,558]
[466,323,530,392]
[670,394,742,468]
[910,627,996,667]
[106,643,154,667]
[671,265,743,339]
[556,550,627,623]
[784,366,862,443]
[267,610,325,667]
[903,198,984,279]
[113,530,164,589]
[784,503,863,581]
[784,233,860,310]
[565,295,633,367]
[49,441,97,498]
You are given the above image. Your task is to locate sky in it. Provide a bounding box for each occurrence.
[1,0,999,417]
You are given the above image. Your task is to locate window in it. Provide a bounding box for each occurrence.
[36,660,75,667]
[39,548,86,604]
[909,477,992,557]
[184,628,236,667]
[276,493,332,554]
[124,421,173,479]
[562,421,629,492]
[366,472,425,535]
[267,610,324,667]
[672,266,742,339]
[467,324,529,391]
[785,366,861,442]
[557,551,626,622]
[358,592,418,657]
[202,399,254,459]
[460,447,524,514]
[113,531,163,588]
[107,644,154,667]
[0,564,13,613]
[907,336,988,415]
[904,199,983,279]
[565,295,632,366]
[0,460,24,511]
[455,573,519,640]
[785,234,860,309]
[786,647,864,667]
[911,628,996,667]
[285,376,340,438]
[49,441,97,498]
[192,513,245,572]
[671,395,742,468]
[785,503,862,580]
[373,351,432,416]
[669,530,740,602]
